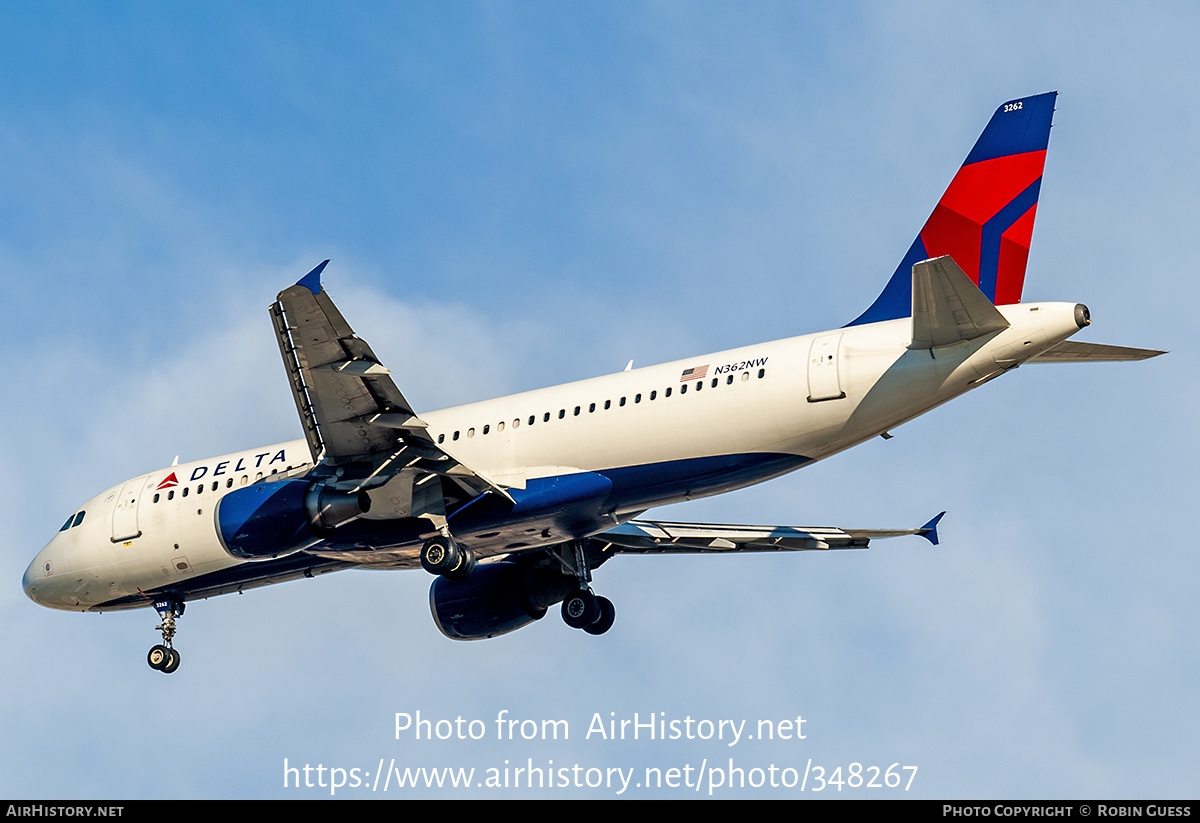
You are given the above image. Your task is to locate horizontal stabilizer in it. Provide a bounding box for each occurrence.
[1029,340,1166,363]
[910,256,1010,349]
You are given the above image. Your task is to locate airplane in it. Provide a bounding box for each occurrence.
[23,91,1164,674]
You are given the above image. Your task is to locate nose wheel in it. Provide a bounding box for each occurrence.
[147,599,184,674]
[147,644,181,673]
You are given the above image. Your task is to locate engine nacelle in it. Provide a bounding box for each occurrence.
[216,479,371,559]
[430,562,576,640]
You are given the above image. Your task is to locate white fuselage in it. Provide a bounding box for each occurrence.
[23,301,1084,612]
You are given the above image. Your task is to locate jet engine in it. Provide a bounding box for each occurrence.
[216,479,372,559]
[429,561,576,640]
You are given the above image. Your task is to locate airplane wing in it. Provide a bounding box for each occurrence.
[1028,340,1166,362]
[591,512,944,554]
[270,261,511,503]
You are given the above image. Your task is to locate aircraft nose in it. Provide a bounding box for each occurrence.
[23,555,42,602]
[23,545,56,606]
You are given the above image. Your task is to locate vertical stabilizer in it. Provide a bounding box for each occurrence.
[849,92,1057,326]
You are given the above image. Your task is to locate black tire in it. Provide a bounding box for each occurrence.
[420,537,459,576]
[147,645,169,671]
[162,648,181,674]
[444,545,476,581]
[583,596,616,635]
[561,590,600,629]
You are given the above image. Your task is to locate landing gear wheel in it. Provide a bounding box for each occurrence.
[583,596,616,636]
[445,545,476,581]
[148,599,184,674]
[562,590,601,629]
[147,644,170,671]
[421,536,475,580]
[420,536,452,573]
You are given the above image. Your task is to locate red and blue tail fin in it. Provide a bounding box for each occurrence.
[848,92,1057,326]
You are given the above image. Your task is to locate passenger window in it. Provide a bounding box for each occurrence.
[212,481,219,491]
[741,372,749,382]
[559,409,565,419]
[574,406,581,416]
[438,433,445,444]
[726,375,733,385]
[467,428,475,438]
[635,394,641,403]
[453,431,460,441]
[197,484,204,495]
[665,387,672,397]
[168,490,175,500]
[497,421,505,432]
[712,378,718,388]
[153,494,160,504]
[650,391,656,400]
[680,384,687,394]
[758,368,765,378]
[182,487,189,498]
[604,400,611,410]
[543,412,550,422]
[241,476,249,486]
[482,424,489,435]
[530,416,536,426]
[588,403,595,413]
[620,397,626,406]
[226,478,234,488]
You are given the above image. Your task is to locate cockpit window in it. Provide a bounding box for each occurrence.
[60,511,85,531]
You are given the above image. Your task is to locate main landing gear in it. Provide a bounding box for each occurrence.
[561,589,616,635]
[420,534,476,580]
[555,540,615,636]
[146,599,184,674]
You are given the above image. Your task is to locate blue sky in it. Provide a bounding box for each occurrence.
[2,2,1196,798]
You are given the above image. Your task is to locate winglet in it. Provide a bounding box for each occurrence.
[919,511,946,545]
[296,260,330,296]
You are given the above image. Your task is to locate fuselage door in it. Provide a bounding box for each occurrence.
[111,476,148,542]
[807,333,845,402]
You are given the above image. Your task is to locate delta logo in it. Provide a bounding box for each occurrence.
[156,473,179,491]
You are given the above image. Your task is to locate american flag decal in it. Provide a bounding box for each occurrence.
[680,365,709,382]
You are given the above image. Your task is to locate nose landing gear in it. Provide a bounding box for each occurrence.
[146,599,184,674]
